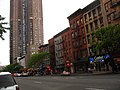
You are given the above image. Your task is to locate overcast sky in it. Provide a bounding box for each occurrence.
[0,0,94,66]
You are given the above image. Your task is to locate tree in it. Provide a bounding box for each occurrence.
[0,15,9,40]
[3,63,23,73]
[92,24,120,54]
[91,24,120,72]
[28,52,49,68]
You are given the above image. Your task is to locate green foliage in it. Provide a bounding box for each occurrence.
[92,24,120,53]
[0,15,9,40]
[28,52,49,68]
[3,63,23,73]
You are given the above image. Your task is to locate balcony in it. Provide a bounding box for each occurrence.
[113,12,120,20]
[111,1,120,8]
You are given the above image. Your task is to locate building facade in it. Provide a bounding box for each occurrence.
[54,31,64,73]
[100,0,120,26]
[10,0,44,65]
[68,9,88,73]
[83,0,102,56]
[61,28,74,73]
[45,0,120,73]
[48,38,56,71]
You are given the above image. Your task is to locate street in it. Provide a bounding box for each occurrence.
[15,74,120,90]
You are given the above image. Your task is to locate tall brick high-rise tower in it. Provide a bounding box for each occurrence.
[10,0,43,65]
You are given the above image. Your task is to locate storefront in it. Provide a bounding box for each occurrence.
[73,58,89,73]
[88,55,110,72]
[55,64,64,74]
[114,58,120,71]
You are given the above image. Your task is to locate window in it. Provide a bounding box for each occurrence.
[90,22,93,31]
[70,24,73,29]
[92,9,97,18]
[76,40,79,47]
[80,18,83,24]
[85,25,89,33]
[87,35,91,44]
[112,11,120,20]
[99,17,104,26]
[84,14,87,23]
[88,12,92,20]
[83,37,86,44]
[76,20,80,26]
[80,39,83,46]
[97,6,102,15]
[73,22,77,29]
[74,51,77,60]
[71,33,74,38]
[104,1,111,12]
[75,31,78,37]
[81,28,85,35]
[72,41,75,48]
[94,20,98,29]
[0,74,16,87]
[107,14,111,24]
[81,49,87,57]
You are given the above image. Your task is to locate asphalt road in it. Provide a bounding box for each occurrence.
[15,74,120,90]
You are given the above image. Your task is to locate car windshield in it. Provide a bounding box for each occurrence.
[0,74,16,88]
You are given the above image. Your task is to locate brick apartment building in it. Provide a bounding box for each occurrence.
[100,0,120,26]
[38,44,50,67]
[67,9,89,73]
[53,28,71,73]
[39,0,120,74]
[61,28,74,73]
[48,38,56,70]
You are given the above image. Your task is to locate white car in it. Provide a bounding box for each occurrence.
[0,72,20,90]
[61,71,70,76]
[13,73,21,77]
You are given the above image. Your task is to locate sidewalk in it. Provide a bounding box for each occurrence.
[35,71,120,76]
[70,71,120,76]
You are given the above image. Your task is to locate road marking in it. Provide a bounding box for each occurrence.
[85,88,105,90]
[34,81,42,84]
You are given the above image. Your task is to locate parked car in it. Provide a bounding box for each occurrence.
[13,73,21,77]
[0,72,20,90]
[61,71,70,76]
[21,72,29,77]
